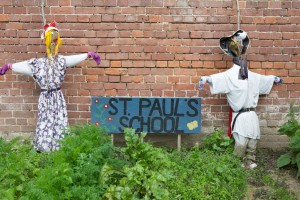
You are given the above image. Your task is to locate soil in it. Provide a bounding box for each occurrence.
[246,149,300,200]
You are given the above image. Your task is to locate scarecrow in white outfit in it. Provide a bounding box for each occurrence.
[0,20,101,152]
[199,30,282,169]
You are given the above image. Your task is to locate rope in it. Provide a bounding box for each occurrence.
[41,0,46,25]
[236,0,240,30]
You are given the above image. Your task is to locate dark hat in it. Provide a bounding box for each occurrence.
[219,30,250,57]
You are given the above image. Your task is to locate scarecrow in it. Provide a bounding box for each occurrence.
[0,20,101,152]
[198,30,283,169]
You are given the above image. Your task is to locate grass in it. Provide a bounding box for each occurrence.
[244,148,299,200]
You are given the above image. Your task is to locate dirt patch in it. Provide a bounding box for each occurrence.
[245,149,300,200]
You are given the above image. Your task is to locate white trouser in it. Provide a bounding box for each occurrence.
[233,132,257,161]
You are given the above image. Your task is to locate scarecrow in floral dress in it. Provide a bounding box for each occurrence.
[0,21,101,152]
[198,30,283,169]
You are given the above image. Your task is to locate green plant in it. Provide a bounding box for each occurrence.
[277,103,300,177]
[246,167,297,200]
[5,124,298,199]
[202,128,234,153]
[15,125,125,200]
[167,149,247,200]
[0,137,45,199]
[242,148,298,199]
[165,129,245,199]
[101,128,173,200]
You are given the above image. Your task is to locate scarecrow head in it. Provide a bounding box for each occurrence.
[219,30,249,57]
[41,20,62,59]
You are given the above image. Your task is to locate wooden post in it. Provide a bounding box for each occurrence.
[177,134,181,151]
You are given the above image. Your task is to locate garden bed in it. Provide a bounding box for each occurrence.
[0,125,299,199]
[245,148,300,200]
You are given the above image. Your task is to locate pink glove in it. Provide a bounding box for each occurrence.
[0,63,12,75]
[88,52,101,65]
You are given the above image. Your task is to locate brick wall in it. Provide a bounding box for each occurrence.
[0,0,299,149]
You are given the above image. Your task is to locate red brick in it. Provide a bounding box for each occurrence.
[106,53,129,60]
[142,76,153,84]
[13,111,34,118]
[0,0,11,6]
[0,14,9,21]
[268,2,281,8]
[249,61,262,69]
[180,61,191,68]
[111,61,122,67]
[188,87,200,95]
[174,84,195,90]
[144,46,166,53]
[131,61,145,67]
[108,76,121,83]
[151,68,173,75]
[105,68,127,76]
[127,83,150,90]
[144,61,155,68]
[129,53,151,60]
[154,75,166,83]
[0,0,299,150]
[150,83,172,90]
[152,53,174,61]
[86,75,98,82]
[168,61,179,68]
[174,69,197,76]
[121,76,143,83]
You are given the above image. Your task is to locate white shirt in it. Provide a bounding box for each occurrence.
[209,64,275,139]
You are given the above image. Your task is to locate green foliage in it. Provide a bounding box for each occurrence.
[166,149,247,200]
[254,188,297,200]
[164,129,244,200]
[277,153,292,168]
[0,137,45,199]
[102,128,172,200]
[3,124,294,199]
[247,165,297,200]
[26,124,126,200]
[202,128,234,153]
[277,103,300,177]
[102,128,246,200]
[0,124,125,200]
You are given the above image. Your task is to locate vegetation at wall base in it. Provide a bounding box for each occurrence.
[101,128,173,200]
[277,103,300,178]
[202,128,234,153]
[247,148,298,200]
[167,149,247,200]
[165,129,246,200]
[0,124,298,199]
[0,124,125,199]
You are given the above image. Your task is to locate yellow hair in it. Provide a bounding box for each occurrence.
[45,29,62,58]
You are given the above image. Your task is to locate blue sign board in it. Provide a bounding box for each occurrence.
[91,97,201,134]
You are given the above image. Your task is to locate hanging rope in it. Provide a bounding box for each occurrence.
[41,0,46,25]
[236,0,240,30]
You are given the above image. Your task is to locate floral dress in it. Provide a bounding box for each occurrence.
[28,56,68,152]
